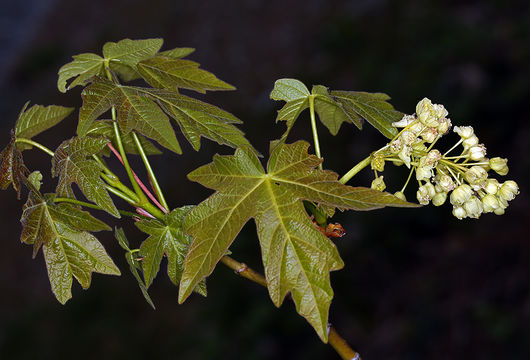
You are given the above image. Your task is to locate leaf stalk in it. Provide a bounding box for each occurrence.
[15,138,54,157]
[309,95,323,170]
[339,155,371,184]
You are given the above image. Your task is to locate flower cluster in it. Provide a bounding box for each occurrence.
[369,98,519,219]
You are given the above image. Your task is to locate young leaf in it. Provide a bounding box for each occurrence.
[102,38,163,81]
[20,190,120,304]
[15,103,74,145]
[0,134,29,198]
[115,228,155,309]
[51,136,120,217]
[312,85,362,135]
[137,206,206,296]
[85,120,161,156]
[179,141,416,341]
[46,195,111,232]
[158,47,195,59]
[270,78,310,101]
[78,78,182,154]
[138,56,235,93]
[330,90,402,139]
[57,53,105,93]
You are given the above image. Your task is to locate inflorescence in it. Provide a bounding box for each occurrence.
[369,98,519,219]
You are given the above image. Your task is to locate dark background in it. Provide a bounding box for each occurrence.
[1,0,529,359]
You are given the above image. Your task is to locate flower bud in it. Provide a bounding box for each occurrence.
[392,114,416,128]
[498,180,519,202]
[450,184,473,206]
[416,98,439,127]
[409,122,424,135]
[394,191,406,201]
[425,149,442,165]
[416,165,433,181]
[481,194,500,213]
[371,176,386,191]
[371,153,385,172]
[421,127,438,143]
[417,183,435,205]
[437,174,456,192]
[494,207,505,215]
[400,130,416,145]
[469,144,486,161]
[464,166,488,185]
[454,126,474,139]
[433,104,448,119]
[432,191,447,206]
[463,196,483,219]
[437,117,452,134]
[489,157,509,176]
[452,206,467,219]
[484,178,500,194]
[463,134,479,149]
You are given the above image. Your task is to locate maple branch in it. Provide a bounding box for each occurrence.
[339,155,371,184]
[131,132,169,211]
[14,138,54,157]
[309,95,323,170]
[220,255,361,360]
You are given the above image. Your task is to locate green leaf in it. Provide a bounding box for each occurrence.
[138,56,235,93]
[158,47,195,59]
[312,85,362,136]
[0,134,29,198]
[46,195,111,232]
[78,78,182,154]
[179,141,415,341]
[15,103,74,144]
[270,78,310,101]
[85,120,162,156]
[115,228,155,309]
[51,136,120,217]
[137,206,206,296]
[330,90,402,139]
[20,190,120,304]
[57,53,105,93]
[103,38,163,81]
[140,88,254,152]
[27,171,43,190]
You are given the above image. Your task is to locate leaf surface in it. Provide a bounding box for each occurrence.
[330,90,402,139]
[103,38,163,81]
[20,191,120,304]
[137,206,206,296]
[57,53,105,93]
[51,136,119,217]
[0,134,29,198]
[179,141,415,340]
[15,103,74,143]
[138,56,235,93]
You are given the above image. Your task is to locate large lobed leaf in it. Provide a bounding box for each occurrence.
[51,136,120,217]
[78,77,253,153]
[15,102,74,145]
[20,190,119,304]
[270,78,402,140]
[137,206,206,295]
[179,141,416,341]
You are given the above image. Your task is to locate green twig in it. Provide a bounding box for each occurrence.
[309,95,323,170]
[220,255,361,359]
[131,132,169,211]
[339,155,371,184]
[15,138,54,157]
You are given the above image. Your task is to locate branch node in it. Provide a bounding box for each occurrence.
[237,263,248,273]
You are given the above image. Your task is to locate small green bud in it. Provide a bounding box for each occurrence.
[416,98,439,127]
[436,174,456,192]
[371,176,386,192]
[416,165,433,181]
[432,192,447,206]
[481,194,500,213]
[454,126,474,139]
[469,144,486,161]
[489,157,509,176]
[464,166,488,185]
[416,182,435,205]
[463,134,479,149]
[498,180,519,202]
[437,117,452,134]
[452,206,467,219]
[450,184,473,206]
[484,178,500,194]
[463,196,483,219]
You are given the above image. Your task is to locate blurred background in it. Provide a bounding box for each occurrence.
[0,0,529,359]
